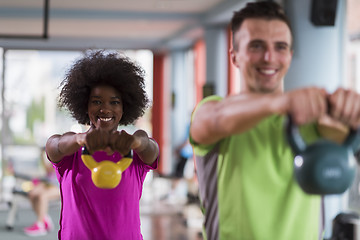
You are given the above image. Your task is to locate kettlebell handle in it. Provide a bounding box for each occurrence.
[285,115,360,155]
[81,146,133,189]
[81,146,132,158]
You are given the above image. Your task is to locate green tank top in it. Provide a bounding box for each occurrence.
[190,95,323,240]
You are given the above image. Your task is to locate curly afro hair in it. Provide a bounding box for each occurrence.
[58,50,150,126]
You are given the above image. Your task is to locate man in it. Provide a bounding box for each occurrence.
[189,1,360,240]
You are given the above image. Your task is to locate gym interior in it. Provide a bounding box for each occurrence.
[0,0,360,239]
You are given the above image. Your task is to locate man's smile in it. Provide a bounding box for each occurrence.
[257,68,277,76]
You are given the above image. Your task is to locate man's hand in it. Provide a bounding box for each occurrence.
[328,88,360,130]
[286,87,327,125]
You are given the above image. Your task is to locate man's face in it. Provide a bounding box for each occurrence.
[231,18,293,93]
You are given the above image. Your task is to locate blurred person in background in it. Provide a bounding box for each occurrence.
[24,147,60,237]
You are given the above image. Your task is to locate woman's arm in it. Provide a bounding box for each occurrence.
[46,132,86,163]
[131,130,159,165]
[108,129,159,165]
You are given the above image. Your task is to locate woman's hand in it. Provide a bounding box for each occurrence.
[85,119,112,154]
[108,130,140,156]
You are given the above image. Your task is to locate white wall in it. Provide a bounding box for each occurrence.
[285,0,346,93]
[285,0,348,238]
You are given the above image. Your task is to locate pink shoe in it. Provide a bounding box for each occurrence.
[24,222,47,236]
[43,215,54,232]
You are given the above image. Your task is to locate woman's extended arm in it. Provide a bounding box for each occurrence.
[46,132,86,163]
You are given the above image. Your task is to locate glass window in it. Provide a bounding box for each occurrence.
[0,49,153,179]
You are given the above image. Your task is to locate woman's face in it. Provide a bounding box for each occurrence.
[88,85,123,132]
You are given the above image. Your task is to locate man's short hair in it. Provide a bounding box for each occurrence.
[231,1,293,49]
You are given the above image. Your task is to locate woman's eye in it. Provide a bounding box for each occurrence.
[92,100,101,105]
[111,101,121,105]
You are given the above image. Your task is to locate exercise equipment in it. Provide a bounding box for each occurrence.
[6,180,32,230]
[6,173,59,230]
[285,115,360,195]
[331,212,360,240]
[81,147,133,189]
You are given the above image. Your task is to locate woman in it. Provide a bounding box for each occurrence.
[46,50,159,240]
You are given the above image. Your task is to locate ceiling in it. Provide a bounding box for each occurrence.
[0,0,247,52]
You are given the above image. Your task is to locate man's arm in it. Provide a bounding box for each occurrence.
[190,87,328,145]
[190,93,288,145]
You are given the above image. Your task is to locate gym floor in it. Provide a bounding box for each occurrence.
[0,176,203,240]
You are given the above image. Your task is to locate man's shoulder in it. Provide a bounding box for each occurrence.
[198,95,223,105]
[191,95,223,123]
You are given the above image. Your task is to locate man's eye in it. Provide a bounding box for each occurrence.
[249,43,264,51]
[276,44,289,51]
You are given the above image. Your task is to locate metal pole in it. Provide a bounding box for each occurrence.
[43,0,50,39]
[0,49,6,200]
